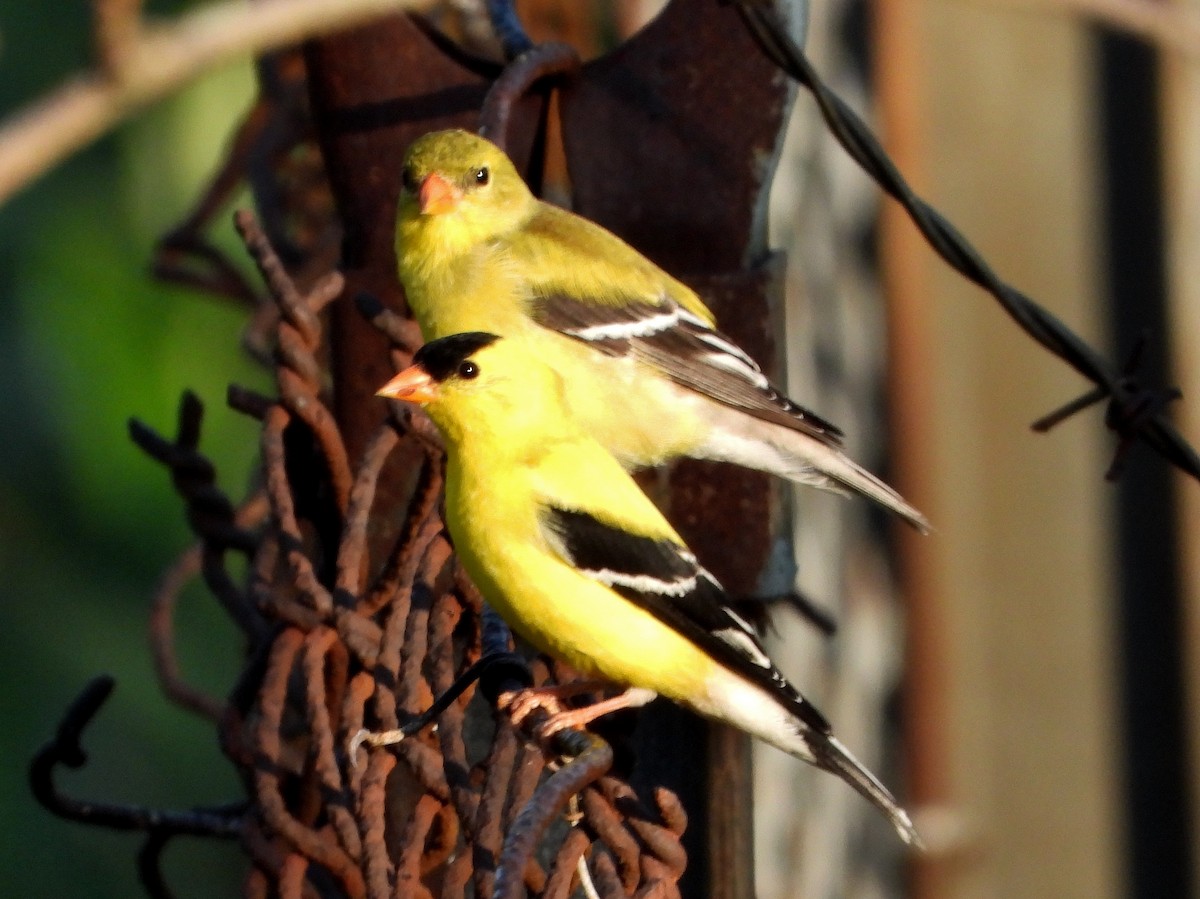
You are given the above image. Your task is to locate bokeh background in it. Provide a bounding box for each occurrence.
[0,3,263,895]
[1,0,1197,896]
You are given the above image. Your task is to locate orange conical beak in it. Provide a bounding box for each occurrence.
[418,172,463,215]
[376,365,438,404]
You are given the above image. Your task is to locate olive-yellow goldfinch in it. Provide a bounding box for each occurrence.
[377,332,920,845]
[395,129,928,532]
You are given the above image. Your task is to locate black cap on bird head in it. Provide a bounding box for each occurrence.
[413,332,502,382]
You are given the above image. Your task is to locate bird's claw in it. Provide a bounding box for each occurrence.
[497,687,569,736]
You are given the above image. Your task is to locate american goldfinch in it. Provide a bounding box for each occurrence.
[395,129,929,532]
[377,332,920,845]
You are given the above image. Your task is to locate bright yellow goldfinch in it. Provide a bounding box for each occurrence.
[377,332,920,845]
[396,129,929,532]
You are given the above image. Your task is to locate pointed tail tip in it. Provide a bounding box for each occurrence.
[861,485,930,533]
[871,477,930,534]
[893,808,925,850]
[824,459,931,533]
[900,502,933,535]
[820,735,925,849]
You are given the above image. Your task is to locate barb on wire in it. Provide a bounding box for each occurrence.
[732,0,1200,483]
[129,392,258,556]
[129,392,268,641]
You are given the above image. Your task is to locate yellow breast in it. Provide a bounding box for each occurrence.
[444,446,717,704]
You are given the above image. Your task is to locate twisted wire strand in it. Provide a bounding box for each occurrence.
[733,0,1200,481]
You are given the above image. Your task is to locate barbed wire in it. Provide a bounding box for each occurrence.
[731,0,1200,482]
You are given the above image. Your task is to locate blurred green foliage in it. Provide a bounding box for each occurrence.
[0,3,277,895]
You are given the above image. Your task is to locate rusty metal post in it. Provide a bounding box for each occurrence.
[559,2,794,895]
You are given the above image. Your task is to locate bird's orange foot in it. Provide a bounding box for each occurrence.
[497,685,570,730]
[497,680,609,730]
[498,685,658,743]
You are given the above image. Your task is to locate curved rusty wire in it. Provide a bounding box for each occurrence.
[30,676,246,838]
[30,677,246,896]
[146,490,270,722]
[477,41,581,152]
[494,730,614,899]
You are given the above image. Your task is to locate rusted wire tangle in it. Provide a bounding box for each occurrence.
[36,207,688,898]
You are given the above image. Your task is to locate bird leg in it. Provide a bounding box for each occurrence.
[496,679,609,728]
[536,687,658,739]
[500,683,657,743]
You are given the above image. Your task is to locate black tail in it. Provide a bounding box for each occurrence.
[814,733,923,847]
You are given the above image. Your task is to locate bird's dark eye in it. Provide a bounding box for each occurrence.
[401,166,418,194]
[457,360,479,380]
[473,166,489,186]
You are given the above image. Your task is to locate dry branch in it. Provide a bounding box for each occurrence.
[0,0,434,207]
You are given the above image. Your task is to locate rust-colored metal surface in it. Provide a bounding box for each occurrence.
[560,0,789,276]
